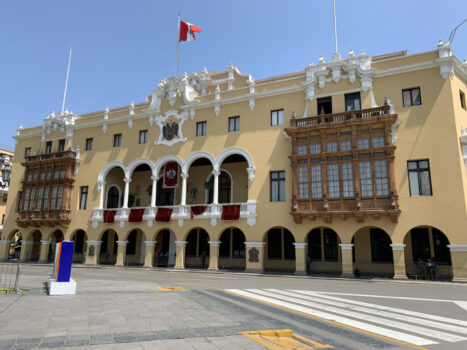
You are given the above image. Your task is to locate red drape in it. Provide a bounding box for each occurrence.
[190,206,207,219]
[164,162,178,188]
[103,210,116,223]
[128,208,144,222]
[156,208,173,222]
[221,205,240,220]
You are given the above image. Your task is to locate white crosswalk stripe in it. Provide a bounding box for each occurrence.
[227,288,467,347]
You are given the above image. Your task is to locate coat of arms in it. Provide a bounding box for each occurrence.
[248,247,259,263]
[162,122,179,141]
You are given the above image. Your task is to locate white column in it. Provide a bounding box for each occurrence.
[150,175,158,207]
[181,172,188,206]
[212,169,220,205]
[98,180,106,209]
[123,177,131,209]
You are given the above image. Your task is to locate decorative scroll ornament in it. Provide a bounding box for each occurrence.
[154,110,188,146]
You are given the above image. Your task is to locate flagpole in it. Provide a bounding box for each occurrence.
[174,13,181,77]
[61,45,72,113]
[333,0,338,53]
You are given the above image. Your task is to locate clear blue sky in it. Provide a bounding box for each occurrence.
[1,1,466,151]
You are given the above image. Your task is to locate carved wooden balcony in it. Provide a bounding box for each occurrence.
[16,209,71,228]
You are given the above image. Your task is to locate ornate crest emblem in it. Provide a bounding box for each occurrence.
[162,121,179,141]
[248,247,259,263]
[166,169,176,180]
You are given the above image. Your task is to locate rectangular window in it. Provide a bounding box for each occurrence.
[58,139,65,152]
[79,186,88,210]
[360,161,373,196]
[196,121,207,136]
[327,141,337,153]
[311,165,322,198]
[408,160,432,196]
[340,140,351,151]
[317,96,332,115]
[358,138,370,149]
[270,171,286,202]
[24,147,31,158]
[402,87,422,107]
[85,138,93,151]
[345,92,361,111]
[45,141,52,154]
[298,166,309,199]
[23,189,30,211]
[43,187,49,210]
[375,160,389,195]
[270,109,284,126]
[297,145,307,155]
[228,116,240,132]
[461,90,466,110]
[50,187,57,210]
[342,163,354,197]
[40,171,46,180]
[57,186,64,209]
[327,164,339,198]
[310,143,321,154]
[113,134,122,147]
[139,130,148,144]
[36,188,43,211]
[29,189,35,211]
[373,136,385,148]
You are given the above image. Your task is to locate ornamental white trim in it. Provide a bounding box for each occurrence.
[390,244,406,251]
[244,242,265,247]
[154,110,188,147]
[339,243,354,250]
[447,245,467,252]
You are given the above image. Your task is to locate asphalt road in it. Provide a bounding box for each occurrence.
[2,264,467,350]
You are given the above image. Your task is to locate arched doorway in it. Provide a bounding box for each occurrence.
[185,155,215,205]
[128,163,152,208]
[219,228,245,270]
[307,227,342,274]
[99,230,118,265]
[30,230,42,262]
[185,228,210,268]
[404,226,452,280]
[125,229,146,266]
[264,227,295,272]
[352,227,394,277]
[206,170,232,204]
[154,229,176,267]
[217,152,251,204]
[8,230,22,260]
[71,230,87,263]
[48,230,64,262]
[106,186,121,208]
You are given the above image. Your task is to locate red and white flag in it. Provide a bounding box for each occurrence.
[179,20,202,42]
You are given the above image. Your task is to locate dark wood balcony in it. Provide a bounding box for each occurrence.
[21,149,76,165]
[16,210,71,228]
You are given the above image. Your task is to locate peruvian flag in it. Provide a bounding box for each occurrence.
[164,162,179,188]
[179,20,202,42]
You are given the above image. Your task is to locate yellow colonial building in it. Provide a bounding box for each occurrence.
[1,41,467,281]
[0,149,13,237]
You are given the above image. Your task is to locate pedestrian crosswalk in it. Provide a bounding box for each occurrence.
[226,288,467,347]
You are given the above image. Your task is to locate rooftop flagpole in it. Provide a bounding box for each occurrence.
[333,0,338,53]
[174,13,181,77]
[61,45,73,114]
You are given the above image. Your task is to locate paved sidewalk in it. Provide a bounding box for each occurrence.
[0,274,265,349]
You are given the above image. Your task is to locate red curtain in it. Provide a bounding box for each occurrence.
[164,162,178,188]
[221,205,240,220]
[156,208,172,222]
[128,208,144,222]
[190,206,207,219]
[103,210,116,223]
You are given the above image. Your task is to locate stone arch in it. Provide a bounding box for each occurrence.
[154,155,184,177]
[182,152,216,174]
[125,229,146,266]
[216,148,254,171]
[219,227,246,270]
[306,227,342,275]
[351,226,394,277]
[126,158,155,179]
[264,227,296,272]
[99,229,119,265]
[185,227,210,268]
[106,184,122,209]
[403,225,452,280]
[154,228,176,267]
[98,161,127,184]
[70,229,88,263]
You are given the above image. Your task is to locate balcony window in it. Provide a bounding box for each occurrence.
[327,141,337,153]
[373,136,385,148]
[360,161,373,196]
[311,165,322,198]
[270,109,284,126]
[327,164,339,198]
[36,188,43,211]
[345,92,361,111]
[297,145,307,155]
[408,160,432,196]
[310,143,321,154]
[402,87,421,107]
[298,166,309,199]
[340,140,351,151]
[375,160,389,195]
[342,163,354,197]
[43,188,49,210]
[317,97,332,115]
[29,189,35,211]
[23,189,30,211]
[358,138,370,149]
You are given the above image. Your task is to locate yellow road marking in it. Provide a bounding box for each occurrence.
[294,334,334,349]
[225,290,428,350]
[241,329,318,349]
[156,286,184,291]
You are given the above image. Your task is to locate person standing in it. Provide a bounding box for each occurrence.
[201,251,207,269]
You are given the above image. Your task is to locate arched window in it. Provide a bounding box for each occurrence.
[107,186,120,208]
